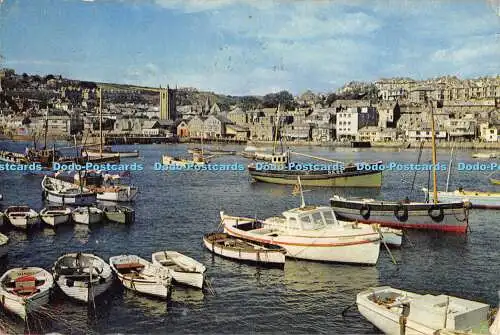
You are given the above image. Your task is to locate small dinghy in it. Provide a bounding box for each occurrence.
[109,255,172,299]
[52,253,113,303]
[379,227,403,247]
[203,232,286,267]
[152,251,206,289]
[0,267,54,320]
[357,286,496,335]
[0,233,8,258]
[72,206,103,225]
[4,206,39,230]
[40,206,71,228]
[99,205,135,224]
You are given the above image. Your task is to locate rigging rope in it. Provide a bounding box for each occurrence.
[409,141,425,199]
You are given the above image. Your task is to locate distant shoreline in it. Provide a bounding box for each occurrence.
[1,134,499,150]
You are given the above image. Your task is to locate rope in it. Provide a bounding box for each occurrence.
[409,141,424,199]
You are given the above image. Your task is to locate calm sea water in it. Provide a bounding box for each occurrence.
[0,140,499,334]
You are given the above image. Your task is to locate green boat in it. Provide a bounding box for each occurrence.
[100,205,135,224]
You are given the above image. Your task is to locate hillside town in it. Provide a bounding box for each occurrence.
[0,69,499,146]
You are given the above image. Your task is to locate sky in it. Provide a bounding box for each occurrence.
[0,0,499,96]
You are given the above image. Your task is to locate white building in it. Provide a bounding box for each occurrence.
[336,108,359,139]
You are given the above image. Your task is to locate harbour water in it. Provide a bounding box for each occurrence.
[0,141,499,334]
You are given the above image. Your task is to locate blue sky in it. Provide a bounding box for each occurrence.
[1,0,499,95]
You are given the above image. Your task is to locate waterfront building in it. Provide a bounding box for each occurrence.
[479,123,499,142]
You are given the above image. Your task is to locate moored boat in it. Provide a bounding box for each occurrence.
[356,286,495,335]
[42,176,97,206]
[330,195,470,233]
[491,178,500,185]
[422,188,500,210]
[52,252,113,303]
[73,171,138,202]
[99,205,135,224]
[0,233,8,258]
[203,232,286,267]
[40,206,72,227]
[82,146,139,158]
[152,251,206,289]
[221,205,382,265]
[0,267,54,320]
[71,206,103,225]
[4,206,39,230]
[161,152,209,167]
[472,152,497,159]
[109,255,172,299]
[379,227,403,247]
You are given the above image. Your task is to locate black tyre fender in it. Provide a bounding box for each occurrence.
[360,204,371,220]
[428,205,444,222]
[66,279,74,287]
[394,203,409,222]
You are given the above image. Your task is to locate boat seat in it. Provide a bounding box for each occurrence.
[115,263,145,270]
[13,286,38,295]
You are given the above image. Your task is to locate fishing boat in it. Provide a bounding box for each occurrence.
[203,232,286,267]
[99,204,135,224]
[72,170,138,202]
[0,267,54,320]
[40,206,72,227]
[82,146,139,158]
[0,233,8,258]
[356,286,497,335]
[152,251,206,289]
[4,206,39,230]
[109,255,172,299]
[330,195,470,233]
[471,152,497,159]
[71,206,103,225]
[246,106,383,187]
[330,99,471,233]
[52,253,113,303]
[42,176,97,205]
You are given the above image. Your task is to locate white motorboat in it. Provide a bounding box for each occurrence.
[472,152,497,159]
[109,255,172,299]
[42,176,96,206]
[0,233,8,258]
[0,267,54,320]
[40,206,72,227]
[221,205,381,265]
[152,251,206,289]
[203,232,286,267]
[4,206,39,230]
[52,253,113,303]
[71,206,103,225]
[422,188,500,210]
[357,286,496,335]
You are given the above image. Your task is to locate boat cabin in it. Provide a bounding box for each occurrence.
[266,206,340,231]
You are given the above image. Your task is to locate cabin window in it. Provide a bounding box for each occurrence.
[311,212,325,229]
[300,215,314,230]
[322,210,337,225]
[288,217,300,230]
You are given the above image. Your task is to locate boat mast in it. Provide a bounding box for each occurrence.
[43,108,48,150]
[98,87,103,157]
[445,146,454,192]
[272,103,281,155]
[297,176,305,208]
[429,97,438,204]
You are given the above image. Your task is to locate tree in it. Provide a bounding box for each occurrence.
[262,90,296,110]
[326,93,338,106]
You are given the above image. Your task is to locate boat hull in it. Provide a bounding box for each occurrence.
[8,215,38,230]
[0,234,8,258]
[0,289,51,320]
[248,167,382,187]
[56,277,113,303]
[83,150,139,158]
[223,223,380,265]
[95,187,138,202]
[330,198,469,233]
[41,213,70,227]
[72,211,102,225]
[203,233,285,267]
[152,252,206,289]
